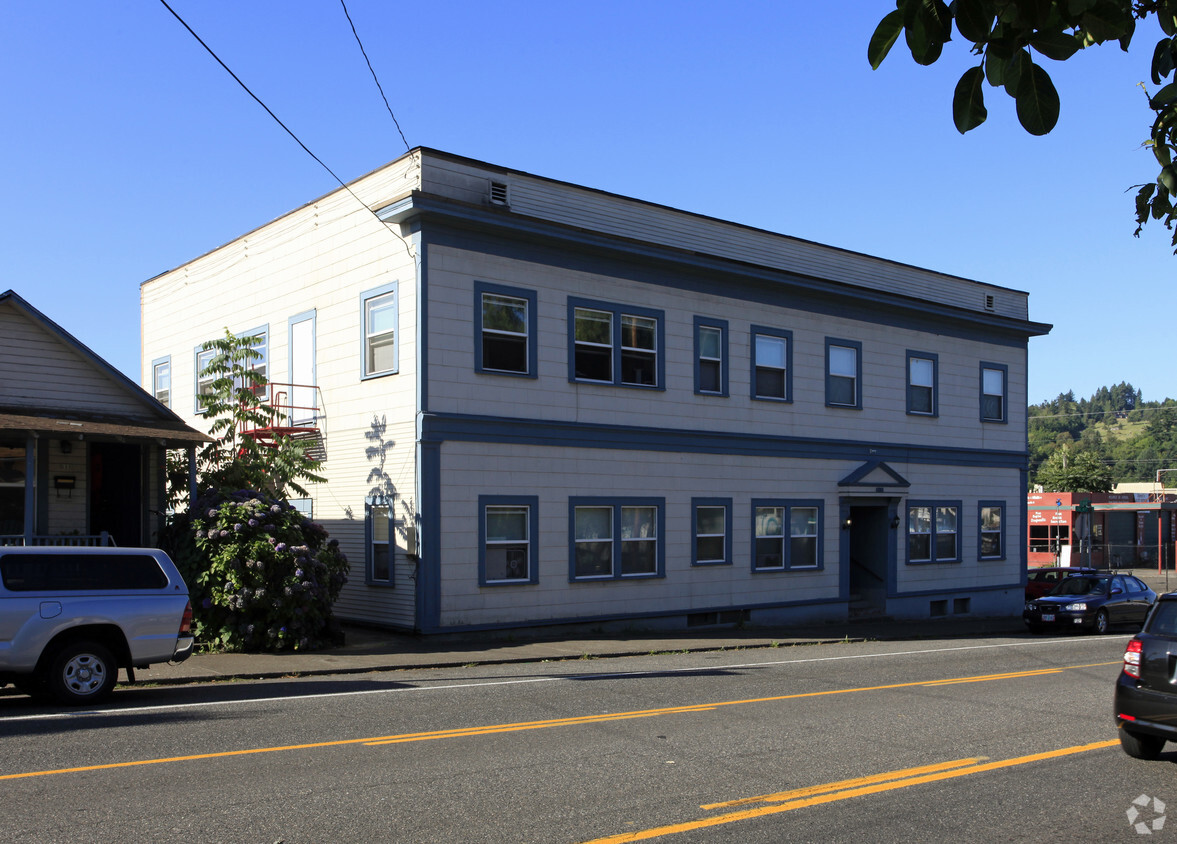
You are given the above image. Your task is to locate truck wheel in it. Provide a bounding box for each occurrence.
[45,641,117,705]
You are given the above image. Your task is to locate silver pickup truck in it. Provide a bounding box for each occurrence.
[0,547,194,704]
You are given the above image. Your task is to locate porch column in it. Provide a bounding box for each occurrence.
[23,434,36,544]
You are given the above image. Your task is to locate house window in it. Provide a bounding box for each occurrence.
[194,347,215,413]
[981,363,1007,422]
[366,502,393,584]
[570,498,664,580]
[361,283,398,379]
[568,298,664,389]
[475,283,536,377]
[480,496,538,585]
[752,327,791,401]
[289,498,313,519]
[979,502,1004,560]
[826,339,862,408]
[752,500,822,571]
[694,317,728,396]
[907,351,937,416]
[907,503,960,564]
[238,326,268,395]
[152,357,171,408]
[692,498,731,565]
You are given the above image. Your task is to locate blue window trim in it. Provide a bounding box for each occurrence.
[905,350,939,418]
[193,346,214,415]
[364,497,395,586]
[474,281,538,379]
[691,497,733,566]
[151,355,171,408]
[693,316,729,397]
[566,297,666,390]
[825,338,863,409]
[905,500,963,565]
[750,498,824,572]
[360,281,399,380]
[478,495,540,586]
[977,500,1006,561]
[750,325,793,403]
[568,496,666,581]
[980,361,1009,424]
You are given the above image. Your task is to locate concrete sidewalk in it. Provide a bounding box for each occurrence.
[131,566,1175,688]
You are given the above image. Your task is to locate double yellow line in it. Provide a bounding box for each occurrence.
[580,741,1119,843]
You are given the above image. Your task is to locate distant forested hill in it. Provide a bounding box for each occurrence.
[1028,383,1177,489]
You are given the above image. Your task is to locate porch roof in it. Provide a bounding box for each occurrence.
[0,411,212,448]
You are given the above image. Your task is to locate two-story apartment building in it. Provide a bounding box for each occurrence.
[141,148,1050,634]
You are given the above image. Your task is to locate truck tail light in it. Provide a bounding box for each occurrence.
[179,600,193,636]
[1123,638,1143,679]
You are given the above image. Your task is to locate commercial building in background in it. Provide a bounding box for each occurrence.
[1028,490,1177,570]
[141,148,1050,633]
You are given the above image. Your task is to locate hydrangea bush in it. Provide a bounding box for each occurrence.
[183,489,348,652]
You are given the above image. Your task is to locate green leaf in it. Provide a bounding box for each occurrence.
[1151,82,1177,110]
[1155,141,1173,168]
[1003,49,1032,98]
[905,11,945,65]
[868,10,905,69]
[953,0,994,42]
[1136,183,1157,223]
[953,66,988,132]
[1078,3,1134,45]
[1015,62,1060,135]
[1161,166,1177,195]
[984,52,1005,87]
[1152,38,1176,85]
[1029,29,1082,61]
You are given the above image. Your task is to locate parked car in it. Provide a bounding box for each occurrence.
[1023,573,1156,634]
[1025,566,1098,600]
[1115,592,1177,759]
[0,547,194,704]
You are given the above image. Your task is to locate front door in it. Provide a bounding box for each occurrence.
[89,442,141,547]
[847,503,894,617]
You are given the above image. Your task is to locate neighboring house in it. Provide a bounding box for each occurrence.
[141,148,1051,634]
[0,290,210,548]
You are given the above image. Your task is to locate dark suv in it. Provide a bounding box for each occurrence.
[1114,592,1177,759]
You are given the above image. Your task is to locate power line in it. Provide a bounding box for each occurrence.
[339,0,409,152]
[157,0,414,256]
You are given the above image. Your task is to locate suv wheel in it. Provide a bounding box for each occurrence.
[45,641,117,705]
[1120,728,1165,760]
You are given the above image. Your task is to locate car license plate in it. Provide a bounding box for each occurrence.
[1042,613,1055,622]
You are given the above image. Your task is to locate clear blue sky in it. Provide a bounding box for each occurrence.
[2,1,1172,405]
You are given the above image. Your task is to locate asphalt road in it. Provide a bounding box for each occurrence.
[0,633,1169,843]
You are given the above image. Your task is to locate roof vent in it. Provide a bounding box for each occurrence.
[489,181,510,207]
[984,293,995,312]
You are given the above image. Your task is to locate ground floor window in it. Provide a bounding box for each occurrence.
[752,500,822,571]
[692,498,731,565]
[979,502,1004,560]
[570,498,664,580]
[366,502,392,584]
[908,502,961,563]
[480,496,538,585]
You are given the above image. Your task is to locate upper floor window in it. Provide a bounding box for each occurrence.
[907,502,961,564]
[238,326,268,395]
[361,283,398,379]
[568,298,664,389]
[826,339,862,409]
[194,347,215,414]
[979,502,1005,560]
[570,498,664,580]
[694,317,728,396]
[981,363,1007,423]
[752,500,822,571]
[907,351,937,416]
[475,282,537,377]
[752,327,792,402]
[152,357,171,408]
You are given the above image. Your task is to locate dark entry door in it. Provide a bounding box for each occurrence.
[847,504,891,615]
[89,442,141,547]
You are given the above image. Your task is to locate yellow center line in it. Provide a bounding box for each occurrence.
[580,741,1120,844]
[0,661,1118,782]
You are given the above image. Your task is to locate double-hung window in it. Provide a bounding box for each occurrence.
[978,502,1005,560]
[568,298,664,389]
[366,500,393,584]
[475,282,537,377]
[194,347,215,413]
[752,326,791,401]
[981,362,1007,422]
[752,500,822,571]
[692,498,732,565]
[694,317,728,396]
[570,498,664,580]
[826,339,862,408]
[151,356,171,408]
[480,496,538,585]
[907,502,961,564]
[361,282,398,379]
[907,351,937,416]
[237,326,268,396]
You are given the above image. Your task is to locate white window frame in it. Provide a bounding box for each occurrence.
[361,282,399,379]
